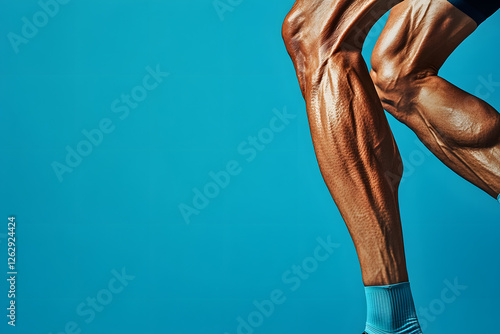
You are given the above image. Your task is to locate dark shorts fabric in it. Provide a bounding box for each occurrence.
[446,0,500,24]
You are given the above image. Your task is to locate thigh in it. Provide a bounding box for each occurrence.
[372,0,477,77]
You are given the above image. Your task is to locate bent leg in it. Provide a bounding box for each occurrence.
[371,0,500,199]
[283,0,408,286]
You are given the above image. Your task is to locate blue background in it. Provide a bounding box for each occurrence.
[0,0,499,333]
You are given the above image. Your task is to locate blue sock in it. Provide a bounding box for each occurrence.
[364,282,422,334]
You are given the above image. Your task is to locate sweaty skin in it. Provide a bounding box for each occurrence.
[371,0,500,197]
[282,0,500,287]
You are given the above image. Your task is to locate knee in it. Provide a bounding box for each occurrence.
[371,48,500,148]
[282,8,309,93]
[370,45,429,123]
[282,7,363,94]
[281,9,299,55]
[282,6,361,63]
[371,51,406,114]
[282,7,308,68]
[282,7,333,95]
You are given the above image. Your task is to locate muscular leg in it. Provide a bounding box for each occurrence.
[282,0,407,287]
[282,1,425,332]
[371,0,500,199]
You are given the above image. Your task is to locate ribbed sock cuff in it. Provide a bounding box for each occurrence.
[365,282,422,334]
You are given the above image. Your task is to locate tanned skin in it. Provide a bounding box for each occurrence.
[282,0,500,287]
[371,0,500,198]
